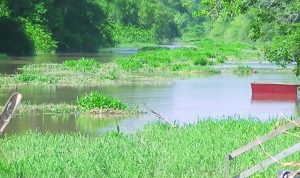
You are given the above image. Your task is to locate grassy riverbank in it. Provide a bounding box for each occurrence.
[0,119,298,177]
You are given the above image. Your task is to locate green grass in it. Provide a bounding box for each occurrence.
[63,58,100,72]
[76,92,128,110]
[116,39,261,74]
[116,48,218,73]
[15,72,60,84]
[0,119,298,177]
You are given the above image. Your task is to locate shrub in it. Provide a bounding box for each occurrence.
[233,65,254,75]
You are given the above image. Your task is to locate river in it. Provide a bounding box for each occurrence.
[0,48,299,136]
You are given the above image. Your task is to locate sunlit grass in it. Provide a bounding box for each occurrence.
[0,119,298,177]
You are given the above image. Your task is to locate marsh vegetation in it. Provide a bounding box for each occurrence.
[0,119,298,177]
[1,0,300,177]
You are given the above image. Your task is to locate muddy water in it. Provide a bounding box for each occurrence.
[0,72,299,136]
[0,47,138,74]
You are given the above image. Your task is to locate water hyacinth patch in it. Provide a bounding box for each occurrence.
[63,58,100,72]
[76,92,128,110]
[0,119,298,177]
[15,72,60,84]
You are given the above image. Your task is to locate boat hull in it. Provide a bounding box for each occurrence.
[251,83,298,101]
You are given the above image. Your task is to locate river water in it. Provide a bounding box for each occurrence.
[0,48,299,136]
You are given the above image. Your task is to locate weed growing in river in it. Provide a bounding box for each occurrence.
[233,65,254,75]
[76,92,128,110]
[15,72,60,84]
[63,58,100,72]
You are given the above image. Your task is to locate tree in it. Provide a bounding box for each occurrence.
[196,0,300,75]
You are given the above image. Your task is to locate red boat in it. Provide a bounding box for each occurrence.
[251,83,299,101]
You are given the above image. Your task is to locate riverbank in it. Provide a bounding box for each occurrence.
[0,39,274,89]
[0,119,298,177]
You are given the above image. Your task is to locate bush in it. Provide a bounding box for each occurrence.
[24,21,57,54]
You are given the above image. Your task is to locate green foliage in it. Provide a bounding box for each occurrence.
[205,14,251,42]
[233,65,254,75]
[117,39,258,73]
[0,0,10,17]
[116,57,143,71]
[0,17,34,55]
[112,24,156,44]
[193,56,208,66]
[24,21,57,54]
[192,0,300,75]
[104,0,181,44]
[16,72,60,84]
[100,69,119,80]
[45,0,114,52]
[2,0,115,55]
[265,25,300,75]
[0,119,298,177]
[63,58,100,72]
[76,92,128,110]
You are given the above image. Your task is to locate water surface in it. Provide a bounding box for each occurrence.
[1,72,299,136]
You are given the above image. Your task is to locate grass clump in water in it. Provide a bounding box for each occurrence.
[63,58,100,72]
[233,65,254,75]
[76,92,128,110]
[15,72,60,84]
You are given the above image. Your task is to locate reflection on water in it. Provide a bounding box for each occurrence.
[1,72,300,136]
[0,48,136,74]
[5,113,120,136]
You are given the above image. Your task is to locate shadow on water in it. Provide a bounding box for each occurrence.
[0,47,137,74]
[4,113,122,136]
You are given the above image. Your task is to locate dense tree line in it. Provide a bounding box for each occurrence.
[2,0,299,77]
[189,0,300,75]
[0,0,189,56]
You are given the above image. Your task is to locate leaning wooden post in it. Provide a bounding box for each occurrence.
[0,92,22,135]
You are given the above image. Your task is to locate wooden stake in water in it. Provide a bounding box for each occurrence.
[0,92,22,135]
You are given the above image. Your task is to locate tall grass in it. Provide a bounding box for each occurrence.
[0,119,298,177]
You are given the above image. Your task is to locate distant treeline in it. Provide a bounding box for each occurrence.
[1,0,283,56]
[0,0,196,55]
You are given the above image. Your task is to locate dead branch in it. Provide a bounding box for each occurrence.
[142,102,175,126]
